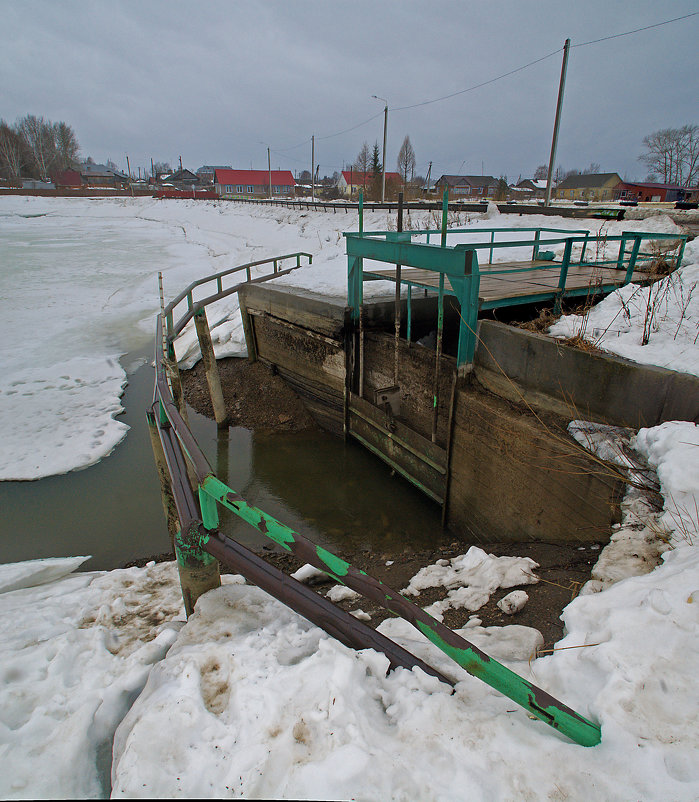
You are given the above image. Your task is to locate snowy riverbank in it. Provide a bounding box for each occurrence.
[2,412,697,799]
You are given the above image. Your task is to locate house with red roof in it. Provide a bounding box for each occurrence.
[214,169,296,198]
[611,181,697,203]
[337,170,402,197]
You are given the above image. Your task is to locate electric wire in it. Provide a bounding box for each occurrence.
[266,11,697,163]
[572,11,698,48]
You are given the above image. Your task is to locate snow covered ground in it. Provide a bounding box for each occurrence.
[1,198,698,798]
[2,196,691,478]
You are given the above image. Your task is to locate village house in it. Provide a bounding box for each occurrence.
[337,170,402,197]
[79,162,129,189]
[52,169,84,189]
[196,165,232,185]
[554,172,622,202]
[160,168,201,191]
[612,181,698,203]
[511,178,547,198]
[433,175,498,199]
[214,168,296,198]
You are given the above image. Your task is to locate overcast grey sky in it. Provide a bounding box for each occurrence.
[2,0,697,181]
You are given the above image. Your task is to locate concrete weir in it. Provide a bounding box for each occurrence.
[238,283,698,545]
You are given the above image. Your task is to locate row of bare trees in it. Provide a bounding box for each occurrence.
[0,115,80,183]
[639,125,698,187]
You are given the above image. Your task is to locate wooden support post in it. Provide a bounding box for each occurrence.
[359,304,365,399]
[194,308,228,428]
[175,520,221,618]
[165,341,188,425]
[240,305,258,363]
[431,274,445,443]
[146,410,179,552]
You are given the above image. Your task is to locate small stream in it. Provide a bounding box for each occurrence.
[0,351,450,571]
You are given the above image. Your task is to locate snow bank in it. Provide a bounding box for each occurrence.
[2,415,698,799]
[549,234,698,375]
[402,546,539,619]
[0,559,185,798]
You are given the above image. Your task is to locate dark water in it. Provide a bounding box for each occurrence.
[0,354,449,571]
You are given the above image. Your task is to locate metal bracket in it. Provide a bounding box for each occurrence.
[374,385,401,417]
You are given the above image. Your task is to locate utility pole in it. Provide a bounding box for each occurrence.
[372,95,388,202]
[424,161,432,193]
[311,135,315,201]
[151,158,154,180]
[381,103,388,202]
[267,146,272,198]
[179,155,183,171]
[545,38,571,207]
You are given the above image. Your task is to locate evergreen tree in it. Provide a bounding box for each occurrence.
[369,142,383,200]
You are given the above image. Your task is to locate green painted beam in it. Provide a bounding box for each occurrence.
[199,473,602,747]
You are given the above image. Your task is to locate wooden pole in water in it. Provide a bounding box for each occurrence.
[194,308,228,428]
[432,190,449,443]
[146,410,180,552]
[393,192,403,385]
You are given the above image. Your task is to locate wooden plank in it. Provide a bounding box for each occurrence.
[348,393,446,503]
[367,263,648,307]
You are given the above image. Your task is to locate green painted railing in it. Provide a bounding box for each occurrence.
[345,205,687,369]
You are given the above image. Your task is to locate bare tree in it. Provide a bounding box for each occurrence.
[582,162,601,174]
[17,115,56,180]
[639,125,699,186]
[354,141,371,187]
[0,121,24,182]
[53,122,79,170]
[533,164,548,180]
[397,135,416,186]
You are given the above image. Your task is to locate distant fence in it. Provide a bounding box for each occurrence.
[0,188,154,197]
[229,196,627,220]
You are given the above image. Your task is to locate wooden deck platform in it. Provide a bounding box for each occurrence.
[366,260,648,306]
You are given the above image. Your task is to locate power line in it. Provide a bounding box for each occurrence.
[266,12,696,163]
[572,12,698,48]
[316,110,385,141]
[392,48,563,112]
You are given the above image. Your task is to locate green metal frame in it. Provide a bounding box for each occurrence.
[345,223,687,370]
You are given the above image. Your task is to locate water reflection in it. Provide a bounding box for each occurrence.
[191,411,451,559]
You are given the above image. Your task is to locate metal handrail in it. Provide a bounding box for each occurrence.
[164,252,312,340]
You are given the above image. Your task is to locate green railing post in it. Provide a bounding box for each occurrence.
[615,235,627,272]
[580,231,589,263]
[452,250,479,372]
[554,239,573,314]
[624,235,642,284]
[532,229,540,261]
[347,252,364,321]
[358,191,364,235]
[489,230,494,265]
[441,189,449,247]
[406,284,412,343]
